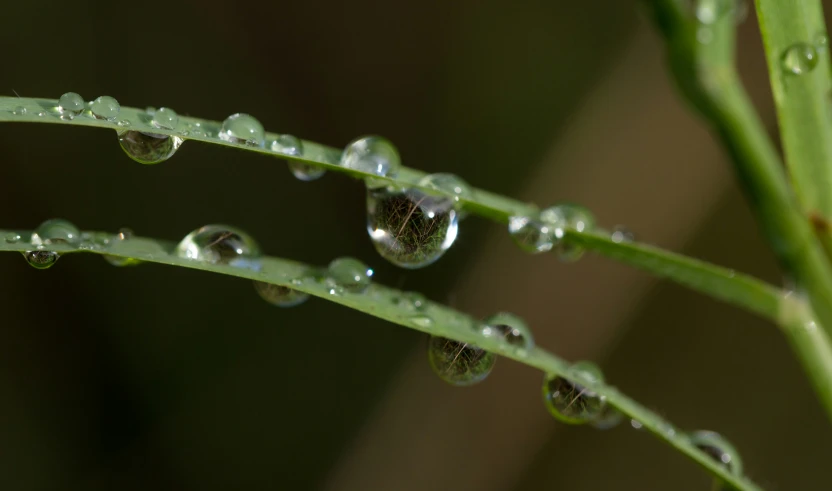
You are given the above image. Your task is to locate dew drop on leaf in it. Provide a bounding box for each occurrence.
[543,204,595,262]
[30,219,81,246]
[174,224,261,267]
[151,107,179,130]
[4,232,21,243]
[542,361,607,424]
[688,430,743,475]
[90,95,120,121]
[610,225,634,243]
[782,43,819,75]
[427,336,495,386]
[481,312,534,357]
[253,281,309,307]
[591,405,624,430]
[418,173,471,203]
[57,92,84,120]
[270,134,303,156]
[326,257,373,293]
[104,228,141,267]
[23,250,60,269]
[508,214,557,253]
[12,106,27,116]
[118,131,182,164]
[366,186,459,268]
[392,291,428,312]
[219,113,265,147]
[340,136,401,177]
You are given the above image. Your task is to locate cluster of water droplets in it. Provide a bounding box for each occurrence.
[508,204,595,260]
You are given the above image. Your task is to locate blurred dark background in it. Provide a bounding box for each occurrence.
[1,0,830,489]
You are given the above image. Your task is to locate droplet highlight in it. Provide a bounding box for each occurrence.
[219,113,265,147]
[543,361,607,424]
[12,106,27,116]
[175,224,261,267]
[508,213,558,254]
[481,312,534,357]
[543,204,595,262]
[782,43,819,75]
[118,131,182,164]
[427,336,495,386]
[689,430,743,475]
[151,107,179,130]
[58,92,84,120]
[326,257,373,293]
[104,228,140,267]
[30,219,81,246]
[253,281,309,307]
[90,96,120,121]
[610,225,634,243]
[341,136,401,177]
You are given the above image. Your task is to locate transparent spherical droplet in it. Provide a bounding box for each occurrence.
[482,312,534,357]
[508,214,558,253]
[393,291,428,312]
[326,257,373,293]
[104,228,141,267]
[591,405,624,430]
[418,173,471,203]
[689,430,743,475]
[366,186,458,268]
[4,232,21,244]
[36,111,46,117]
[817,34,829,53]
[543,361,607,424]
[288,162,326,182]
[175,224,261,267]
[219,113,265,147]
[410,315,434,328]
[30,218,81,246]
[341,136,401,177]
[253,281,309,307]
[427,336,495,386]
[90,96,120,121]
[543,204,595,262]
[58,92,84,120]
[186,122,208,138]
[271,134,303,156]
[118,131,182,164]
[610,225,634,243]
[151,107,179,130]
[12,106,27,116]
[23,250,60,269]
[782,43,819,75]
[696,0,735,24]
[117,120,131,127]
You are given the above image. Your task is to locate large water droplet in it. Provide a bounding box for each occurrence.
[508,213,558,254]
[543,204,595,262]
[151,107,179,130]
[118,131,182,164]
[58,92,84,120]
[90,96,120,121]
[219,113,265,147]
[418,173,471,203]
[341,136,401,177]
[782,43,819,75]
[481,312,534,357]
[104,228,140,267]
[366,186,458,268]
[175,224,261,267]
[326,257,373,293]
[30,219,81,246]
[253,281,309,307]
[23,250,60,269]
[689,430,743,475]
[543,361,606,424]
[428,336,495,386]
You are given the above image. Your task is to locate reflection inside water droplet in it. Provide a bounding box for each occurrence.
[481,312,534,357]
[542,361,607,424]
[326,257,373,293]
[341,136,401,177]
[427,336,495,386]
[175,224,261,267]
[23,250,60,269]
[118,131,182,164]
[253,281,309,307]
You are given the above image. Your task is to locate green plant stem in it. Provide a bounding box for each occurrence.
[645,0,832,424]
[0,230,764,491]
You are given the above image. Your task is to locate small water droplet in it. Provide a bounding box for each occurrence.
[695,0,733,24]
[782,43,819,75]
[174,224,261,267]
[186,122,208,138]
[253,281,309,307]
[610,225,634,243]
[341,136,401,177]
[104,227,140,267]
[58,92,84,120]
[288,162,326,182]
[5,232,21,243]
[117,119,131,127]
[23,250,60,269]
[151,107,179,130]
[219,113,265,147]
[630,419,644,430]
[688,430,743,475]
[366,186,458,268]
[543,204,595,262]
[418,173,471,203]
[817,34,829,53]
[118,131,182,164]
[542,361,606,424]
[410,315,434,328]
[591,406,624,430]
[326,257,373,293]
[481,312,534,357]
[12,106,27,116]
[271,134,303,156]
[427,336,495,386]
[30,219,81,246]
[508,213,558,253]
[393,291,428,312]
[90,95,120,121]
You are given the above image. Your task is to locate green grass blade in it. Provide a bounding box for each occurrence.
[0,229,765,491]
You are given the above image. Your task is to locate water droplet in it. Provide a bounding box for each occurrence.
[288,162,326,181]
[117,120,131,127]
[817,34,829,53]
[23,250,60,269]
[186,122,208,138]
[695,0,734,24]
[36,111,46,117]
[508,213,558,253]
[542,361,607,424]
[253,281,309,307]
[118,131,182,164]
[30,219,81,246]
[366,186,458,268]
[782,43,819,75]
[271,134,303,156]
[610,225,634,243]
[341,136,401,177]
[393,291,428,312]
[151,107,179,130]
[543,204,595,262]
[427,336,495,386]
[418,173,471,203]
[219,113,265,147]
[104,228,140,267]
[481,312,534,357]
[410,315,434,328]
[174,224,261,267]
[12,106,27,116]
[326,257,373,293]
[689,430,743,475]
[591,406,624,430]
[4,232,21,243]
[90,95,120,121]
[630,419,644,430]
[58,92,84,119]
